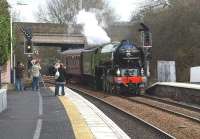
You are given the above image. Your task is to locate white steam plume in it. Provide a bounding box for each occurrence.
[76,10,111,46]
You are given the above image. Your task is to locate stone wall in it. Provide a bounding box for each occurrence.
[146,82,200,105]
[1,60,11,84]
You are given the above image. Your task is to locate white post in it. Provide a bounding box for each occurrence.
[13,54,16,84]
[10,12,13,69]
[10,8,13,84]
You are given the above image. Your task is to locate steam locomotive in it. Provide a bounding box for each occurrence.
[61,39,150,94]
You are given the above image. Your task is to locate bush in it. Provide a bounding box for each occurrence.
[0,0,10,66]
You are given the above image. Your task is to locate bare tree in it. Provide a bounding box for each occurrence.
[87,1,117,27]
[36,0,116,25]
[36,6,51,23]
[82,0,104,10]
[36,0,81,24]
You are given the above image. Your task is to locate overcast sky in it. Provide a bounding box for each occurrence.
[8,0,145,22]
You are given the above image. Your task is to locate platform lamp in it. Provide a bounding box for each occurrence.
[10,1,28,84]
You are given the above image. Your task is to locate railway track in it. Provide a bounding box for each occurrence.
[123,95,200,123]
[70,86,175,139]
[141,94,200,112]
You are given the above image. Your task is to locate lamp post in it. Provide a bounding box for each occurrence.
[10,8,13,84]
[10,2,28,84]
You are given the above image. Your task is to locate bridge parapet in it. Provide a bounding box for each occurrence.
[14,22,86,46]
[14,22,83,34]
[33,35,86,45]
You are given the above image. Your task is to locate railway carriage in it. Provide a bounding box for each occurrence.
[61,49,83,77]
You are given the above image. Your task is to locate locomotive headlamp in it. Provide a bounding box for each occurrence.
[116,68,120,76]
[141,68,144,76]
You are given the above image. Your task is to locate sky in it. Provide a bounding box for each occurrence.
[108,0,145,21]
[8,0,145,22]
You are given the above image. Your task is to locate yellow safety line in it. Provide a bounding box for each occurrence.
[58,96,94,139]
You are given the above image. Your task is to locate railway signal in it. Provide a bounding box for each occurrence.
[139,23,152,47]
[143,31,152,47]
[19,26,33,54]
[24,40,33,54]
[139,23,152,87]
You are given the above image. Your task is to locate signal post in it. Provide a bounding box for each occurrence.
[20,27,34,79]
[139,23,152,87]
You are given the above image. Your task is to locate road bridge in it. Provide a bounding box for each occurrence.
[15,22,86,50]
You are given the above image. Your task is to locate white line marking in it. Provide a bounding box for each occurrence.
[33,119,42,139]
[33,91,43,139]
[38,90,43,115]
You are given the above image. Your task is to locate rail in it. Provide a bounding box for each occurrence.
[69,86,175,139]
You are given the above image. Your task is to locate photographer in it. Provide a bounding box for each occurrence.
[15,61,25,91]
[55,63,66,96]
[31,60,41,91]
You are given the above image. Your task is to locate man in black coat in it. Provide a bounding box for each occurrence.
[55,63,66,96]
[15,61,25,91]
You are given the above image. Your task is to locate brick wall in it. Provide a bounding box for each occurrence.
[1,60,11,83]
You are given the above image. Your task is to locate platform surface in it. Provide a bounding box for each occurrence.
[0,87,130,139]
[151,82,200,90]
[0,88,75,139]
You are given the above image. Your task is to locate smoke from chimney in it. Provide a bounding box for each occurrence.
[76,10,111,46]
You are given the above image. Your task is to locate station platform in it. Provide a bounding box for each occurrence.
[146,82,200,105]
[0,87,130,139]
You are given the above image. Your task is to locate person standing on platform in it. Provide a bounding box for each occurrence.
[55,63,66,96]
[27,56,33,78]
[15,61,25,91]
[31,60,41,91]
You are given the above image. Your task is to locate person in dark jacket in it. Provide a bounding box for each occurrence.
[55,63,66,96]
[15,61,25,91]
